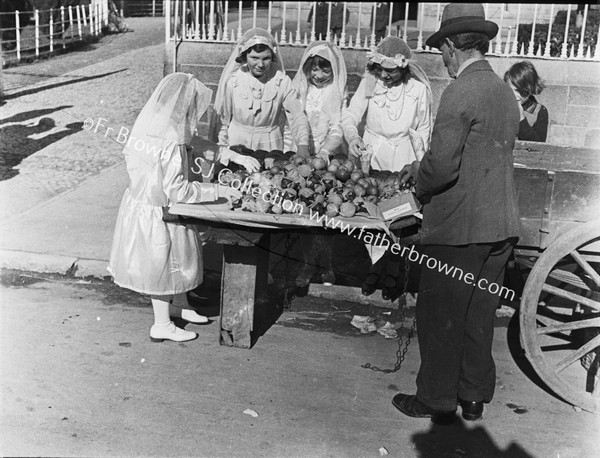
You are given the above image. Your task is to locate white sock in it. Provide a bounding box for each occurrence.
[151,295,172,327]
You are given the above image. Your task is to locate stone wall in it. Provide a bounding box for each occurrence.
[166,41,600,149]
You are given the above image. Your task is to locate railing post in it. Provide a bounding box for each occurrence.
[527,4,537,57]
[34,9,39,57]
[544,4,555,57]
[370,3,376,47]
[68,6,74,40]
[209,0,215,40]
[165,0,170,43]
[60,6,66,48]
[195,0,200,40]
[326,2,332,42]
[511,3,521,55]
[355,2,362,49]
[561,5,571,58]
[252,1,257,29]
[577,4,588,59]
[76,4,82,39]
[340,2,347,47]
[237,1,243,43]
[15,10,21,61]
[294,2,300,44]
[403,2,409,43]
[417,3,423,51]
[280,2,287,44]
[267,1,272,35]
[223,1,229,40]
[494,4,505,55]
[387,2,393,38]
[50,8,54,52]
[152,0,156,17]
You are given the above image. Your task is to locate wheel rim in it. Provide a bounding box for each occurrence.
[520,220,600,414]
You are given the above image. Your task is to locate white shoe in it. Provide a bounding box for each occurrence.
[180,308,210,324]
[169,305,210,324]
[150,322,197,342]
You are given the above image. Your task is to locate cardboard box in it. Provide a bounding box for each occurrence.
[377,192,421,222]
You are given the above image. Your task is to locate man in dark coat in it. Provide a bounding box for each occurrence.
[394,3,521,422]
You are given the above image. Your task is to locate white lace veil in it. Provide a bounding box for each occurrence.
[213,27,284,116]
[363,36,431,101]
[292,41,347,124]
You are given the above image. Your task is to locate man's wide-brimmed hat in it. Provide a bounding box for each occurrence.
[426,3,498,49]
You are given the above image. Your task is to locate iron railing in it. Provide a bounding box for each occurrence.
[165,1,600,60]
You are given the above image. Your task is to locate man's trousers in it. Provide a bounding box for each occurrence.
[414,239,515,411]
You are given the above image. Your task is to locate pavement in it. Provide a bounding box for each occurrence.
[1,272,599,458]
[1,14,599,458]
[0,16,390,308]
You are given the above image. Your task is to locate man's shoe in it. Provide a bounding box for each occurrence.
[458,398,484,421]
[392,393,455,422]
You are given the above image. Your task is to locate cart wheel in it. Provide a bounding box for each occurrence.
[520,219,600,414]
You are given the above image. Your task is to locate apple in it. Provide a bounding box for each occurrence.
[312,156,327,170]
[327,163,339,174]
[335,166,351,182]
[339,202,356,218]
[354,184,366,197]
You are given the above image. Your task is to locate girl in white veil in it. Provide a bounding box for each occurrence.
[341,37,432,300]
[291,41,348,288]
[290,40,347,160]
[214,27,310,158]
[108,73,241,343]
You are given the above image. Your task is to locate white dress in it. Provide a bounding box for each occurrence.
[342,76,431,172]
[108,140,218,295]
[218,67,309,151]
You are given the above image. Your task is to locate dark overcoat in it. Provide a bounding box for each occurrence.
[416,59,521,245]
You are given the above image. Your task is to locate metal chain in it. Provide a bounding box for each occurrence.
[362,252,416,373]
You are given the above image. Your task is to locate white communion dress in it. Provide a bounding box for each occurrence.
[342,76,431,172]
[108,140,218,295]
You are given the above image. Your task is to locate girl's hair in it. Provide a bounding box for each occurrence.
[504,61,545,98]
[302,55,332,77]
[366,62,410,84]
[236,43,277,64]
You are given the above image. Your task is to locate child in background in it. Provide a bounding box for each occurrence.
[108,73,241,343]
[504,61,549,142]
[291,41,348,286]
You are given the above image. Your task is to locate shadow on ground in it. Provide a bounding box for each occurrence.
[412,417,535,457]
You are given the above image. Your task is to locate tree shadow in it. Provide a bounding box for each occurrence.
[0,116,83,181]
[412,416,535,457]
[0,106,73,125]
[2,69,127,100]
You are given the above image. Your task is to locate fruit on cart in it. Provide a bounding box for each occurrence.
[312,156,327,170]
[335,167,351,182]
[339,202,356,218]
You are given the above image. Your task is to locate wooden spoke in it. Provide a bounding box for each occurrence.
[548,267,591,291]
[555,334,600,373]
[570,249,600,288]
[535,314,561,328]
[537,317,600,335]
[542,284,600,313]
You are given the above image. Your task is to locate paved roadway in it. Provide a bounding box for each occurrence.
[0,18,165,221]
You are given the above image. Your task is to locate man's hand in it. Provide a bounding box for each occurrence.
[348,137,366,158]
[398,160,420,187]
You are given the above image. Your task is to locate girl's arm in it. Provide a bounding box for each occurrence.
[162,142,219,204]
[414,85,432,160]
[319,122,343,157]
[282,80,310,157]
[341,79,368,157]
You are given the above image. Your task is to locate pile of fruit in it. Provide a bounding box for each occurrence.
[217,148,411,218]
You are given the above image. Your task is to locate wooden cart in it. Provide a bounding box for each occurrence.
[172,142,600,413]
[512,143,600,414]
